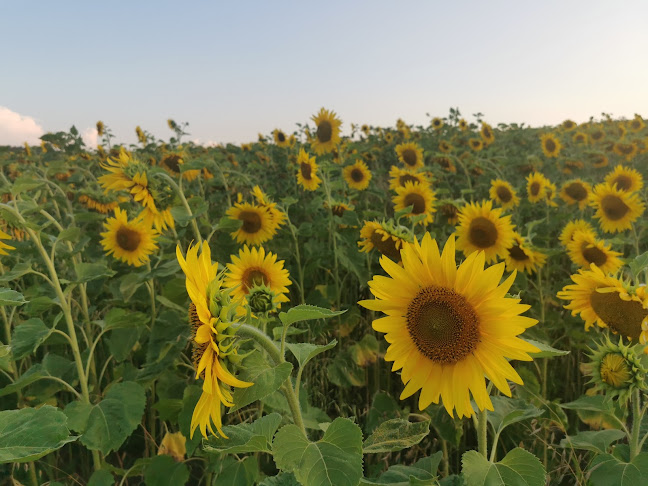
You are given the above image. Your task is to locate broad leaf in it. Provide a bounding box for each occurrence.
[0,288,27,306]
[363,418,430,453]
[487,397,544,435]
[144,454,190,486]
[215,456,259,486]
[462,448,546,486]
[11,317,51,359]
[525,339,569,358]
[100,307,148,331]
[231,353,293,412]
[589,452,648,485]
[278,305,346,327]
[361,452,442,485]
[286,340,337,369]
[74,262,115,283]
[560,429,625,454]
[204,413,282,454]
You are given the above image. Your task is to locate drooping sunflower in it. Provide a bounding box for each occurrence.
[567,231,623,274]
[100,208,159,267]
[327,201,352,217]
[559,179,592,209]
[438,141,453,154]
[273,129,291,148]
[395,142,424,169]
[359,234,539,418]
[589,183,645,233]
[489,180,519,210]
[295,148,321,191]
[392,182,436,224]
[343,160,372,191]
[439,202,460,225]
[526,172,550,203]
[455,200,515,263]
[558,265,648,340]
[434,156,456,172]
[469,138,484,151]
[78,193,122,214]
[540,133,562,158]
[559,219,597,247]
[176,242,252,438]
[226,202,278,246]
[311,108,342,155]
[0,230,15,257]
[358,220,413,262]
[160,153,201,182]
[224,245,291,307]
[605,165,643,193]
[480,123,495,145]
[504,234,547,274]
[388,166,430,191]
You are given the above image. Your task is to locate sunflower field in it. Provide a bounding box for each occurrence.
[1,109,648,486]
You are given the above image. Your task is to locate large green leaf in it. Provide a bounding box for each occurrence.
[361,452,442,485]
[79,381,146,454]
[286,340,337,369]
[272,417,364,486]
[278,305,346,327]
[0,406,76,463]
[462,448,546,486]
[589,452,648,485]
[100,307,149,331]
[74,262,115,283]
[487,397,544,436]
[11,317,51,359]
[560,429,626,454]
[215,456,259,486]
[204,413,282,454]
[0,288,28,306]
[560,395,625,429]
[144,454,189,486]
[363,418,430,453]
[231,353,293,412]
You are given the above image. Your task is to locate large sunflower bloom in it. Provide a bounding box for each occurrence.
[226,203,278,246]
[176,243,252,438]
[311,108,342,155]
[455,200,515,263]
[296,149,321,191]
[392,182,436,225]
[605,165,643,193]
[99,149,156,211]
[559,179,591,209]
[526,172,550,203]
[359,234,539,418]
[100,208,159,267]
[395,143,424,169]
[559,219,596,247]
[567,231,623,274]
[343,160,372,191]
[540,133,562,158]
[589,183,645,233]
[489,180,519,210]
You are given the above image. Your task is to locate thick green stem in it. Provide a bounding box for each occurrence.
[630,389,642,459]
[477,408,488,458]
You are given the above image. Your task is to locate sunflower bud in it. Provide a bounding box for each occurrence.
[247,284,278,315]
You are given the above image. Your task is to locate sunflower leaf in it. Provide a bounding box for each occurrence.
[230,353,293,412]
[360,452,442,485]
[74,262,115,284]
[278,305,346,327]
[286,340,337,370]
[204,413,282,455]
[588,452,648,486]
[10,317,51,359]
[487,397,544,436]
[144,454,190,486]
[0,288,28,307]
[363,418,430,453]
[560,429,626,454]
[462,447,546,486]
[525,339,569,358]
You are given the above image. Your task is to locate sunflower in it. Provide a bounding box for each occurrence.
[469,139,484,151]
[559,219,597,247]
[0,230,15,256]
[358,220,413,262]
[562,119,577,131]
[78,193,122,214]
[526,172,550,203]
[439,203,460,225]
[455,200,515,263]
[99,149,156,211]
[343,160,372,191]
[504,234,547,274]
[540,133,562,158]
[572,132,589,145]
[100,208,159,267]
[273,129,291,148]
[434,156,456,172]
[395,142,424,169]
[605,165,643,193]
[480,123,495,145]
[359,233,538,418]
[251,185,287,230]
[295,148,321,191]
[438,141,453,154]
[559,179,592,209]
[388,166,430,191]
[613,142,638,162]
[176,242,252,438]
[458,119,468,131]
[588,152,609,168]
[558,265,648,340]
[224,245,291,307]
[160,153,201,182]
[393,182,436,225]
[311,108,342,155]
[327,201,352,217]
[589,183,645,233]
[567,231,623,274]
[226,203,278,246]
[431,117,444,131]
[96,121,105,136]
[590,127,606,143]
[628,115,645,133]
[489,180,519,210]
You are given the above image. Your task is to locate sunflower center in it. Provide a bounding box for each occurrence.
[508,244,529,261]
[590,291,648,340]
[300,162,312,180]
[369,231,401,261]
[601,195,630,220]
[565,182,588,201]
[612,175,632,191]
[240,211,262,234]
[242,268,269,291]
[468,217,498,248]
[163,155,182,173]
[332,205,346,217]
[581,246,608,266]
[403,193,426,215]
[189,303,208,370]
[401,149,417,167]
[496,186,512,202]
[530,182,540,196]
[600,353,631,388]
[277,132,286,143]
[316,121,332,143]
[406,286,480,364]
[351,168,364,182]
[116,226,141,251]
[399,174,419,186]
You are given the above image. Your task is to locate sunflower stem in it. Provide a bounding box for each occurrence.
[630,389,642,459]
[477,408,488,458]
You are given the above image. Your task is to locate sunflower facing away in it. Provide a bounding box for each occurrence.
[101,208,159,267]
[311,108,342,155]
[295,148,321,191]
[559,219,597,247]
[526,172,550,203]
[99,149,156,211]
[392,182,436,225]
[489,179,519,210]
[566,231,623,274]
[224,245,291,308]
[540,133,562,158]
[395,142,424,169]
[358,220,413,262]
[559,179,591,209]
[589,183,645,233]
[455,200,515,264]
[343,160,372,191]
[0,230,15,257]
[605,165,643,193]
[226,202,278,246]
[359,234,539,418]
[176,242,252,438]
[558,264,648,340]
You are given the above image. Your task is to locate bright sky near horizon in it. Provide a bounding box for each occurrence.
[2,1,648,146]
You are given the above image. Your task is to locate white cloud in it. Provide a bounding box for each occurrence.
[82,127,98,148]
[0,106,45,146]
[191,138,219,147]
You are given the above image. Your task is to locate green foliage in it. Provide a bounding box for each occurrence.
[363,418,430,453]
[204,412,282,454]
[589,452,648,485]
[231,353,293,412]
[461,448,546,486]
[361,452,443,485]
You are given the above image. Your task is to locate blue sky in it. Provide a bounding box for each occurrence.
[2,1,648,145]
